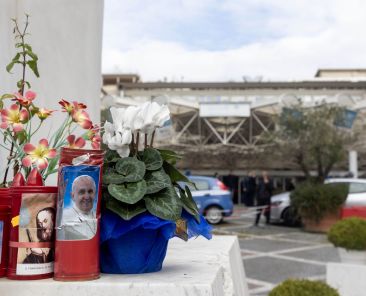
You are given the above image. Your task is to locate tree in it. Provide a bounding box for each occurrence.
[269,101,356,183]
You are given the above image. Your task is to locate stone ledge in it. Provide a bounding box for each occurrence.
[327,262,366,296]
[0,235,248,296]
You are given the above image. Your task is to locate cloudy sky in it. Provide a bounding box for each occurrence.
[102,0,366,82]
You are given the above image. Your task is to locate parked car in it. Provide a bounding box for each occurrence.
[270,178,366,225]
[183,176,234,225]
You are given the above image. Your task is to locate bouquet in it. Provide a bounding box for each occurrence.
[0,16,100,186]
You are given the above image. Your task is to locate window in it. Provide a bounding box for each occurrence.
[349,183,366,194]
[189,179,210,191]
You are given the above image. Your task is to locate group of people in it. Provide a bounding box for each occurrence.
[240,171,273,226]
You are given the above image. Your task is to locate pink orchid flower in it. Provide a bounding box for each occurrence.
[13,90,36,107]
[86,125,101,149]
[59,99,87,114]
[67,135,86,149]
[90,134,101,149]
[71,109,93,129]
[37,108,54,120]
[22,139,57,170]
[0,104,29,133]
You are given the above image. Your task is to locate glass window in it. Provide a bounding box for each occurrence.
[349,183,366,194]
[189,179,210,191]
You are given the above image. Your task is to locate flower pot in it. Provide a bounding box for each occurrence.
[7,186,57,280]
[302,210,341,233]
[0,188,11,278]
[337,247,366,265]
[100,210,176,274]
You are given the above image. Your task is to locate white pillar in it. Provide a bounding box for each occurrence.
[0,0,104,185]
[349,150,358,178]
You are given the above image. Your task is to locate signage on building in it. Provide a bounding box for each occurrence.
[199,103,251,117]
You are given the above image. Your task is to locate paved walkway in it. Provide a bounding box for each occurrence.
[214,207,340,296]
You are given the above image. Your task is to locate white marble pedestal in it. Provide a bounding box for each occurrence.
[327,262,366,296]
[0,235,248,296]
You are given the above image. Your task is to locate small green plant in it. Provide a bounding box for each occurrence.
[290,182,347,222]
[328,217,366,250]
[269,279,339,296]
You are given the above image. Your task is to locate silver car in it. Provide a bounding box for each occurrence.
[270,178,366,225]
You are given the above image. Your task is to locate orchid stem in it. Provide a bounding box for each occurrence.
[144,134,148,148]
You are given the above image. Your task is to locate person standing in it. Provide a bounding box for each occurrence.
[254,171,273,226]
[241,171,257,207]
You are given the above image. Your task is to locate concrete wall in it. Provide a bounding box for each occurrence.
[0,0,104,184]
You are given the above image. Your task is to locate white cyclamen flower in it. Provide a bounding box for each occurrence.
[110,106,126,133]
[153,105,170,128]
[116,145,130,158]
[123,105,140,131]
[134,102,170,134]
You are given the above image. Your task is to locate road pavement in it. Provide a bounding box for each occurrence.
[213,207,340,296]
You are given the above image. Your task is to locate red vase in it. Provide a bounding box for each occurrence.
[7,186,57,280]
[0,188,11,277]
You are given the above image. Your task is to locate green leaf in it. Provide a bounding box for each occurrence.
[163,161,196,188]
[12,52,21,62]
[115,157,146,182]
[180,185,200,223]
[6,61,16,73]
[103,173,125,185]
[23,44,33,51]
[158,148,182,165]
[143,148,163,170]
[108,180,147,204]
[24,81,31,89]
[106,197,146,220]
[0,100,3,109]
[145,186,182,221]
[17,80,23,89]
[25,50,38,61]
[1,94,15,100]
[104,150,120,163]
[16,130,27,145]
[145,168,171,194]
[26,60,40,77]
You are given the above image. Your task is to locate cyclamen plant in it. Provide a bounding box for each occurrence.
[0,16,100,186]
[102,102,200,223]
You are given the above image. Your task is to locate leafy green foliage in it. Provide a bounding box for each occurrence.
[103,173,125,185]
[143,148,163,170]
[268,102,355,182]
[269,279,339,296]
[158,148,182,165]
[145,169,171,194]
[115,157,146,182]
[177,185,200,223]
[106,197,146,220]
[145,186,182,220]
[328,217,366,250]
[290,182,348,222]
[163,161,196,189]
[103,148,200,223]
[104,150,120,163]
[108,180,147,204]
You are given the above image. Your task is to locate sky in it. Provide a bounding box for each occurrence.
[102,0,366,82]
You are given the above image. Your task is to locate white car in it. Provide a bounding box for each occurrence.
[270,178,366,225]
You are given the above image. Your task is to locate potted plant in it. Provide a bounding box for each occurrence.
[290,181,347,232]
[269,279,339,296]
[328,217,366,264]
[100,102,212,274]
